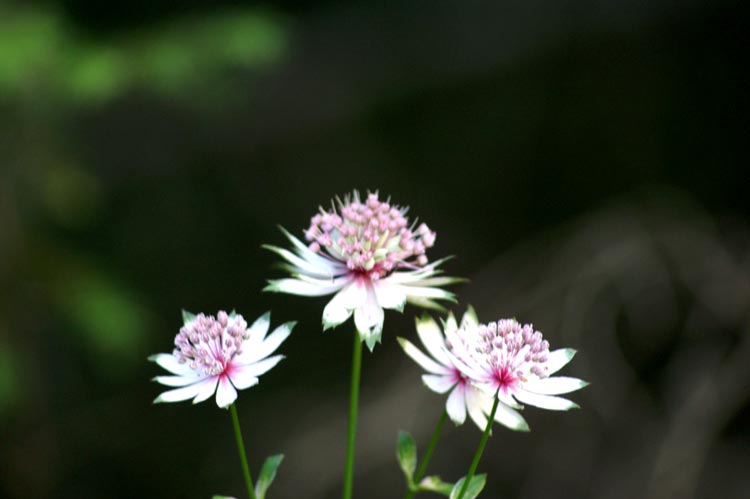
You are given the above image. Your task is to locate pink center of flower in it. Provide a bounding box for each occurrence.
[304,192,436,279]
[493,366,519,393]
[477,319,551,382]
[173,311,249,376]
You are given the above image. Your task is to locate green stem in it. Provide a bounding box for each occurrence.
[456,396,499,499]
[230,404,257,499]
[342,332,363,499]
[404,410,448,499]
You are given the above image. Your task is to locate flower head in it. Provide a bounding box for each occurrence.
[399,307,528,431]
[150,310,294,409]
[264,190,460,351]
[448,317,587,423]
[399,308,530,432]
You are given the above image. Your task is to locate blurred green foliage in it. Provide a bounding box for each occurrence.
[55,270,150,372]
[0,339,18,418]
[0,7,287,105]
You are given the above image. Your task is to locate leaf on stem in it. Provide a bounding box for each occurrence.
[419,475,454,496]
[396,431,417,483]
[449,474,486,499]
[255,454,284,499]
[211,496,236,499]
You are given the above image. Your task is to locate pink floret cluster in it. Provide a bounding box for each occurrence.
[173,311,249,376]
[304,192,436,278]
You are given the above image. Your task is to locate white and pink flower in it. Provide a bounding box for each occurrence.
[150,310,293,409]
[399,308,530,432]
[447,317,587,426]
[264,191,459,350]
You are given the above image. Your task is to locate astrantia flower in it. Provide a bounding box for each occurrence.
[447,318,587,428]
[150,310,294,409]
[264,191,459,350]
[399,308,530,432]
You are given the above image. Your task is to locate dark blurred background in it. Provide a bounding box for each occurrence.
[1,0,748,498]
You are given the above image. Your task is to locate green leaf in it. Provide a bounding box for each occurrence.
[418,475,454,496]
[182,309,196,324]
[449,474,486,499]
[211,496,236,499]
[396,431,417,483]
[255,454,284,499]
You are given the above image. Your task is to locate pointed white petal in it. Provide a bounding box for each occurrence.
[153,374,204,387]
[465,386,489,431]
[264,277,346,297]
[398,338,452,375]
[497,389,524,409]
[372,280,407,311]
[401,285,456,301]
[149,353,194,376]
[322,301,353,330]
[215,377,238,408]
[364,329,382,352]
[493,402,530,432]
[263,245,339,279]
[385,258,451,284]
[514,389,579,411]
[192,378,219,404]
[545,348,577,375]
[443,312,458,335]
[323,281,366,329]
[237,322,294,364]
[408,276,465,287]
[279,226,343,270]
[446,384,467,425]
[422,374,456,394]
[354,287,384,345]
[233,354,284,379]
[415,316,451,366]
[154,378,215,404]
[446,350,487,382]
[523,376,588,395]
[405,296,447,312]
[247,312,271,342]
[460,305,478,329]
[228,366,260,390]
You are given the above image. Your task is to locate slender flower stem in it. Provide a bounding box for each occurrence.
[230,404,257,499]
[343,332,363,499]
[456,396,500,499]
[404,410,448,499]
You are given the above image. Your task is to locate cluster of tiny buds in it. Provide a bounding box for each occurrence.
[173,311,249,376]
[477,319,550,378]
[305,192,436,276]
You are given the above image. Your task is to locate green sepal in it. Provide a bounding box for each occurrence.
[182,309,196,324]
[255,453,284,499]
[396,431,417,485]
[418,475,454,496]
[449,474,486,499]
